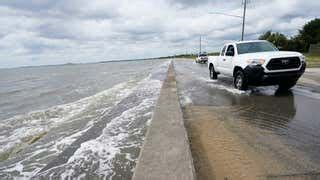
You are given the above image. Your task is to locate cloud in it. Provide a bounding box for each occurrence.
[0,0,319,68]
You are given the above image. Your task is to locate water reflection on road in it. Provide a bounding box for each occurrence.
[174,59,320,178]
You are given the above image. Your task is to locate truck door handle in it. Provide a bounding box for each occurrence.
[223,59,226,61]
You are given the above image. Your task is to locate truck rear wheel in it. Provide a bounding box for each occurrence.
[234,70,248,90]
[209,65,217,79]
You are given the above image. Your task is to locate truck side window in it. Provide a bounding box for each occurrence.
[221,46,227,56]
[226,45,235,56]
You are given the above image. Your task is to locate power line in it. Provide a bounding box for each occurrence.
[209,0,250,41]
[208,12,242,18]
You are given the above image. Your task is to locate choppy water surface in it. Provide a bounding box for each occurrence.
[0,60,170,179]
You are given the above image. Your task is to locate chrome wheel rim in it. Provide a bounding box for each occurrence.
[235,75,242,89]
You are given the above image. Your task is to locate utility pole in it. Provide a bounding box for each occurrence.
[199,36,202,54]
[209,0,248,41]
[241,0,247,41]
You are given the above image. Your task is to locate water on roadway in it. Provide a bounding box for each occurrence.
[174,59,320,179]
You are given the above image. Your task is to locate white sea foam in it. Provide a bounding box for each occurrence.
[0,60,170,178]
[179,91,193,106]
[199,77,250,95]
[0,81,141,180]
[0,81,137,156]
[50,78,163,178]
[67,99,156,177]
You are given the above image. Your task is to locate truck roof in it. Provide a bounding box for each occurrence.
[233,40,268,44]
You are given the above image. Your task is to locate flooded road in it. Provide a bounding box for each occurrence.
[174,59,320,179]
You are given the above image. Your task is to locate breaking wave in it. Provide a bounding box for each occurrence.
[0,60,170,179]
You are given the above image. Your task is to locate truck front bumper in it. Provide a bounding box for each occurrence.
[198,58,208,63]
[244,62,306,86]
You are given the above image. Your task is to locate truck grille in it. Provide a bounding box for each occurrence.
[266,57,301,70]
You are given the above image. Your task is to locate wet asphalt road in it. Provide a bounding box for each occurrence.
[174,59,320,178]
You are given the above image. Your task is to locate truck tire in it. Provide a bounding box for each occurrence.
[209,65,218,79]
[234,70,248,90]
[278,81,296,91]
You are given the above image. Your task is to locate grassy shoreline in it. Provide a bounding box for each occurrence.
[305,54,320,68]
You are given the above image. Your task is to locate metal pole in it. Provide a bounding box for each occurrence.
[199,36,202,54]
[241,0,247,41]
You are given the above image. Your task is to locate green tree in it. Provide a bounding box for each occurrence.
[259,18,320,52]
[299,18,320,51]
[286,36,306,52]
[259,30,272,40]
[259,31,288,50]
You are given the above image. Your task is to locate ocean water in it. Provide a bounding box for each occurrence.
[0,59,170,179]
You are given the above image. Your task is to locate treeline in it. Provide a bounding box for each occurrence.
[159,52,220,59]
[259,18,320,52]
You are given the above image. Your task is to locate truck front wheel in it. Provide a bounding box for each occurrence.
[209,65,218,79]
[234,70,248,90]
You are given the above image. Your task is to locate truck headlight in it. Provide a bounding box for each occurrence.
[246,59,265,65]
[300,55,306,62]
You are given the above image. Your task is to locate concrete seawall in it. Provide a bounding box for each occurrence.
[133,62,195,180]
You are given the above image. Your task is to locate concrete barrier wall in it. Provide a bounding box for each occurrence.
[133,62,195,180]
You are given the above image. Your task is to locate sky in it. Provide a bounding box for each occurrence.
[0,0,319,68]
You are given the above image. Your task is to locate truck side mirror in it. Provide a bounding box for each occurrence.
[226,50,234,56]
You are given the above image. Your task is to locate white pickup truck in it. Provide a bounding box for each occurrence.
[195,52,208,63]
[208,40,306,91]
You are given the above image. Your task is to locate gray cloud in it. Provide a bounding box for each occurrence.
[168,0,241,8]
[0,0,319,68]
[1,0,57,11]
[169,0,210,6]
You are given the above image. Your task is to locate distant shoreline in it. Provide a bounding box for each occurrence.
[0,57,168,70]
[0,53,221,70]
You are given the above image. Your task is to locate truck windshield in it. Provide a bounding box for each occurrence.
[237,42,278,54]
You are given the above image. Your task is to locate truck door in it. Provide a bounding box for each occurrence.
[220,45,235,76]
[215,45,227,73]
